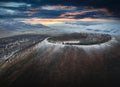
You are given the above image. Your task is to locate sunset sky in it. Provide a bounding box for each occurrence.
[0,0,119,25]
[0,0,120,38]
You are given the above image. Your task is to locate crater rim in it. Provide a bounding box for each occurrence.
[47,33,112,45]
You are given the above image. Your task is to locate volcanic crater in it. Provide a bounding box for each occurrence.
[47,33,112,45]
[0,33,120,87]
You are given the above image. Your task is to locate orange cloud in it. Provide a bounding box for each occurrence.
[60,8,112,18]
[18,18,76,25]
[16,17,106,25]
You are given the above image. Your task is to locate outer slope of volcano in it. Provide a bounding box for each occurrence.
[0,33,120,87]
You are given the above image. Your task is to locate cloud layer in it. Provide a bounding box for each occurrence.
[0,0,119,17]
[0,2,31,7]
[0,2,113,19]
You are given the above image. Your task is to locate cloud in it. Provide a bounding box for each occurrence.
[16,17,106,26]
[0,3,114,19]
[0,2,31,8]
[25,5,77,18]
[25,5,112,19]
[0,8,17,15]
[0,0,119,17]
[41,5,76,11]
[59,8,112,18]
[0,7,35,18]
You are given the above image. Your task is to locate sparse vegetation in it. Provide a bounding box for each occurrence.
[0,34,48,59]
